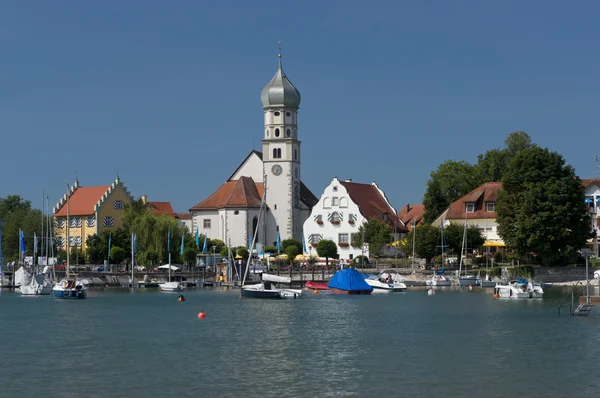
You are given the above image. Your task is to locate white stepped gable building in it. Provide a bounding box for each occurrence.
[190,54,318,248]
[303,177,408,260]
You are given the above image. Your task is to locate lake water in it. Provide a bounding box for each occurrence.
[1,286,599,397]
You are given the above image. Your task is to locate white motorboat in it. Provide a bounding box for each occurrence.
[494,278,543,299]
[458,275,480,287]
[364,274,407,292]
[241,274,302,299]
[159,281,183,292]
[479,274,496,288]
[53,276,87,299]
[426,274,452,287]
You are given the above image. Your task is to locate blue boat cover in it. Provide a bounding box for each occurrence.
[328,268,373,292]
[435,268,445,275]
[517,277,528,285]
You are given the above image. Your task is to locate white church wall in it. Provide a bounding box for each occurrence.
[192,210,219,242]
[303,177,369,260]
[229,153,264,183]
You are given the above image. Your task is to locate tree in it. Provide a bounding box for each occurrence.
[110,246,127,265]
[0,195,44,262]
[285,245,300,263]
[264,245,278,254]
[220,246,230,258]
[316,240,338,268]
[476,149,509,183]
[443,222,485,261]
[504,131,534,157]
[404,224,440,263]
[146,250,159,265]
[237,247,249,261]
[496,147,590,265]
[85,234,105,264]
[281,239,302,254]
[423,160,481,223]
[351,218,393,258]
[184,249,197,265]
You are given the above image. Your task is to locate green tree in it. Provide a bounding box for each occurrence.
[85,234,105,264]
[351,218,393,258]
[404,224,441,263]
[476,149,509,182]
[220,246,230,258]
[316,240,338,268]
[443,222,486,261]
[237,247,249,261]
[264,245,278,254]
[504,131,535,157]
[0,195,45,262]
[285,245,300,263]
[496,147,590,265]
[281,239,302,254]
[184,249,197,265]
[110,246,127,265]
[423,160,481,223]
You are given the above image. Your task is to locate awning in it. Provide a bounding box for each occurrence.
[483,240,505,247]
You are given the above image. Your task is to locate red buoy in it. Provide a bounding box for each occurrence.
[198,312,206,319]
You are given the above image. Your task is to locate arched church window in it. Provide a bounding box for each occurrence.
[286,129,291,137]
[273,148,277,159]
[277,148,281,158]
[294,149,297,160]
[275,128,280,137]
[252,216,258,240]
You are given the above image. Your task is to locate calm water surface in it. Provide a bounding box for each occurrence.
[1,286,599,397]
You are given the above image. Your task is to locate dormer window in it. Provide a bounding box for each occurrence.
[466,203,475,213]
[486,202,495,212]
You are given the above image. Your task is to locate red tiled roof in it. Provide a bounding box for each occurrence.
[582,178,600,188]
[190,176,263,210]
[54,186,109,216]
[446,182,502,220]
[398,204,425,231]
[176,212,192,220]
[149,202,176,217]
[339,181,408,232]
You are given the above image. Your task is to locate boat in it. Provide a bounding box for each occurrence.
[493,278,543,299]
[305,281,329,290]
[239,180,302,299]
[0,272,10,288]
[479,274,496,288]
[52,184,87,299]
[328,268,373,295]
[364,272,407,292]
[17,266,52,295]
[158,264,183,292]
[457,214,479,287]
[425,269,452,287]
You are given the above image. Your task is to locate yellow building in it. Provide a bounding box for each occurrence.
[53,177,133,252]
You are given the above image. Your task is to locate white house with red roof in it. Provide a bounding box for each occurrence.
[302,177,408,260]
[189,53,318,249]
[434,182,504,247]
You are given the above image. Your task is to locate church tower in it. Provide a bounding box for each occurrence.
[261,49,302,243]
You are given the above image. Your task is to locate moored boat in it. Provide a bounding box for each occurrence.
[328,268,373,295]
[53,276,87,299]
[159,281,183,292]
[305,281,329,290]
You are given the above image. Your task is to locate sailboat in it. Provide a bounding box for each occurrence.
[240,179,302,299]
[457,213,479,287]
[0,222,11,288]
[426,221,451,287]
[53,184,87,299]
[18,229,52,295]
[159,227,183,292]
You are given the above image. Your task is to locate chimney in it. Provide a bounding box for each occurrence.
[345,178,352,182]
[141,195,147,204]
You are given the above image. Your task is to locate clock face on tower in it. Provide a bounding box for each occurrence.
[271,164,283,176]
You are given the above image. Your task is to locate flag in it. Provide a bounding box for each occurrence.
[168,227,171,251]
[202,236,207,253]
[133,233,137,254]
[276,232,281,253]
[248,230,253,249]
[19,230,26,253]
[34,233,38,254]
[195,227,199,247]
[107,231,112,259]
[302,232,307,254]
[180,234,184,255]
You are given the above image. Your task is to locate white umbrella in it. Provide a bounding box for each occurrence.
[157,264,179,271]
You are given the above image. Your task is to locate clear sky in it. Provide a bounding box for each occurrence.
[1,0,598,213]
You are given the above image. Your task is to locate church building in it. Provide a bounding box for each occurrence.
[190,54,318,249]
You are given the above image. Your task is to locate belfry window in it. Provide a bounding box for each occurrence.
[273,148,282,159]
[286,129,291,137]
[275,128,280,137]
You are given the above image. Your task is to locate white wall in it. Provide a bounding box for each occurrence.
[303,177,369,260]
[229,152,264,183]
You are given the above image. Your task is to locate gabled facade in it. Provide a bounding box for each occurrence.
[582,178,600,257]
[53,177,133,251]
[434,182,503,245]
[303,177,407,260]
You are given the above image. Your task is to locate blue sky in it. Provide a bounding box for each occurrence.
[1,0,598,213]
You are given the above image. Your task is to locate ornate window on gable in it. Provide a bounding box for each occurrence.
[340,197,348,208]
[86,216,95,227]
[103,216,114,227]
[486,202,495,212]
[332,197,339,206]
[69,236,82,247]
[323,197,331,209]
[56,237,64,247]
[338,233,349,246]
[70,217,82,228]
[348,213,357,224]
[114,200,125,209]
[56,218,65,228]
[466,203,475,213]
[329,212,342,224]
[314,214,323,224]
[308,234,323,246]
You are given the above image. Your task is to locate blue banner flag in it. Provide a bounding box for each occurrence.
[168,227,171,251]
[20,230,26,253]
[34,233,38,254]
[276,232,281,253]
[195,227,199,247]
[180,234,184,255]
[108,231,112,260]
[249,230,253,249]
[133,233,137,254]
[302,232,307,254]
[202,236,207,253]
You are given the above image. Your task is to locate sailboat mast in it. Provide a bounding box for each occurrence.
[459,212,467,276]
[66,183,70,278]
[242,177,267,287]
[40,190,44,274]
[411,220,416,270]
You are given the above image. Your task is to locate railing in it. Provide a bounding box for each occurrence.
[558,280,587,316]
